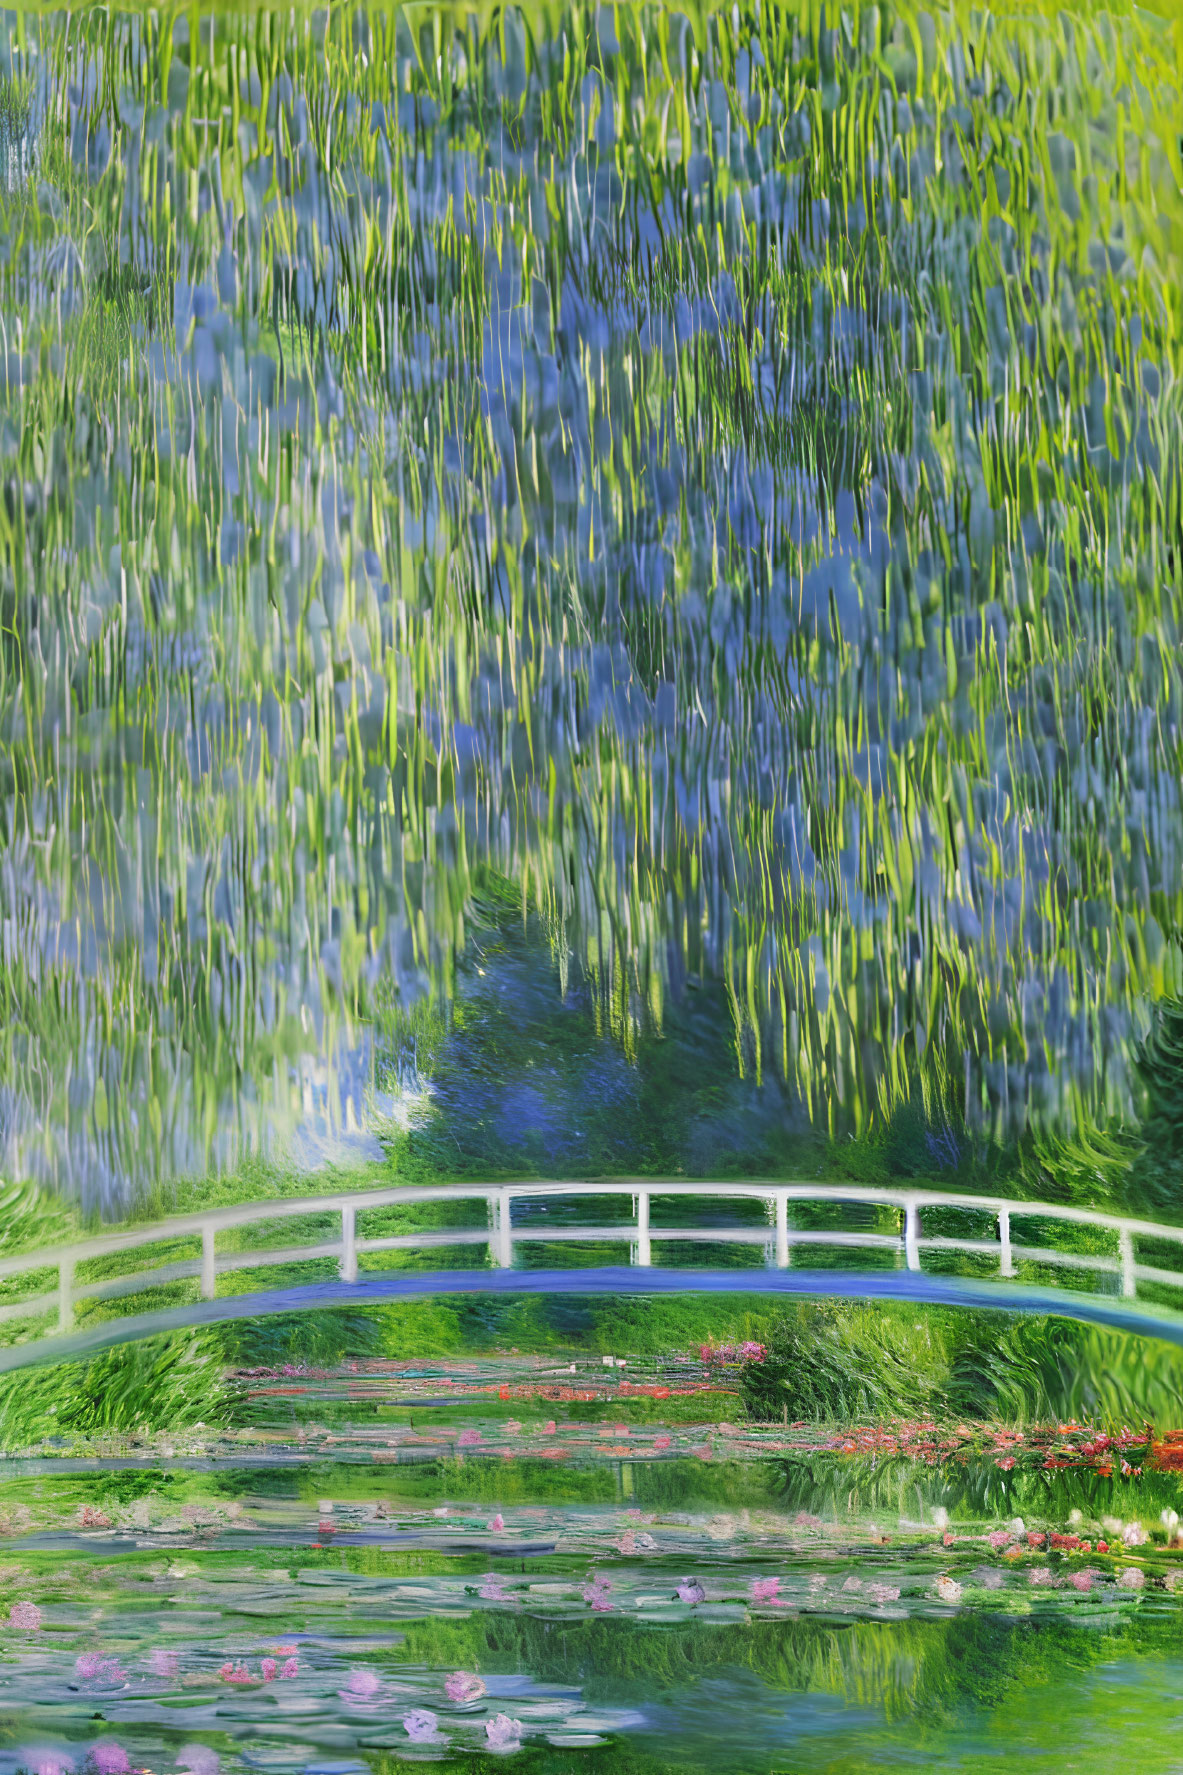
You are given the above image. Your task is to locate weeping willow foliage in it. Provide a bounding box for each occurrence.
[0,2,1180,1210]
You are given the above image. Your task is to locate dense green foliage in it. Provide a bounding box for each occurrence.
[1127,998,1183,1214]
[0,1327,231,1443]
[741,1298,1183,1426]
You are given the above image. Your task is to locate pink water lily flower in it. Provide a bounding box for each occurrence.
[9,1601,42,1631]
[653,1435,672,1452]
[445,1671,486,1705]
[218,1661,255,1685]
[479,1573,508,1601]
[339,1668,382,1700]
[458,1429,482,1447]
[674,1579,705,1604]
[485,1714,523,1752]
[75,1654,127,1685]
[749,1577,780,1604]
[402,1709,442,1744]
[489,1514,505,1533]
[149,1649,179,1680]
[88,1745,129,1775]
[35,1758,74,1775]
[261,1659,278,1682]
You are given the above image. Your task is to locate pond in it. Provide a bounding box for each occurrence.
[0,1441,1181,1775]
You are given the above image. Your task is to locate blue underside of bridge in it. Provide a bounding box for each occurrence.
[5,1266,1183,1373]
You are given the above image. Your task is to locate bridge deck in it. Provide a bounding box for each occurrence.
[3,1265,1183,1375]
[1,1179,1181,1371]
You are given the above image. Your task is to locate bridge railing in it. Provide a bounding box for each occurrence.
[1,1181,1183,1338]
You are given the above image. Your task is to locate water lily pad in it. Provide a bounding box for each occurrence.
[239,1745,320,1768]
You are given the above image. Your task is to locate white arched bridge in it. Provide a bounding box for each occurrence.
[3,1179,1183,1371]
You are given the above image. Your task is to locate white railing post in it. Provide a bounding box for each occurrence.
[904,1201,921,1272]
[633,1191,651,1267]
[340,1205,358,1283]
[58,1258,74,1333]
[201,1224,217,1299]
[775,1193,789,1268]
[1119,1229,1136,1299]
[998,1208,1014,1278]
[488,1190,513,1268]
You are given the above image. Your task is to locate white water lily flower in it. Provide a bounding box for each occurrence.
[176,1749,219,1775]
[935,1576,962,1603]
[403,1709,444,1744]
[485,1714,523,1752]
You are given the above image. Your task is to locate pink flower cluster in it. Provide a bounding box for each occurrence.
[699,1341,767,1364]
[583,1573,614,1612]
[75,1654,128,1685]
[217,1656,298,1684]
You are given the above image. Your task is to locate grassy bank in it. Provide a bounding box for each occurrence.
[2,1290,1182,1447]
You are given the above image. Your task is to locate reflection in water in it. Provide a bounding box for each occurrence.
[0,1448,1180,1774]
